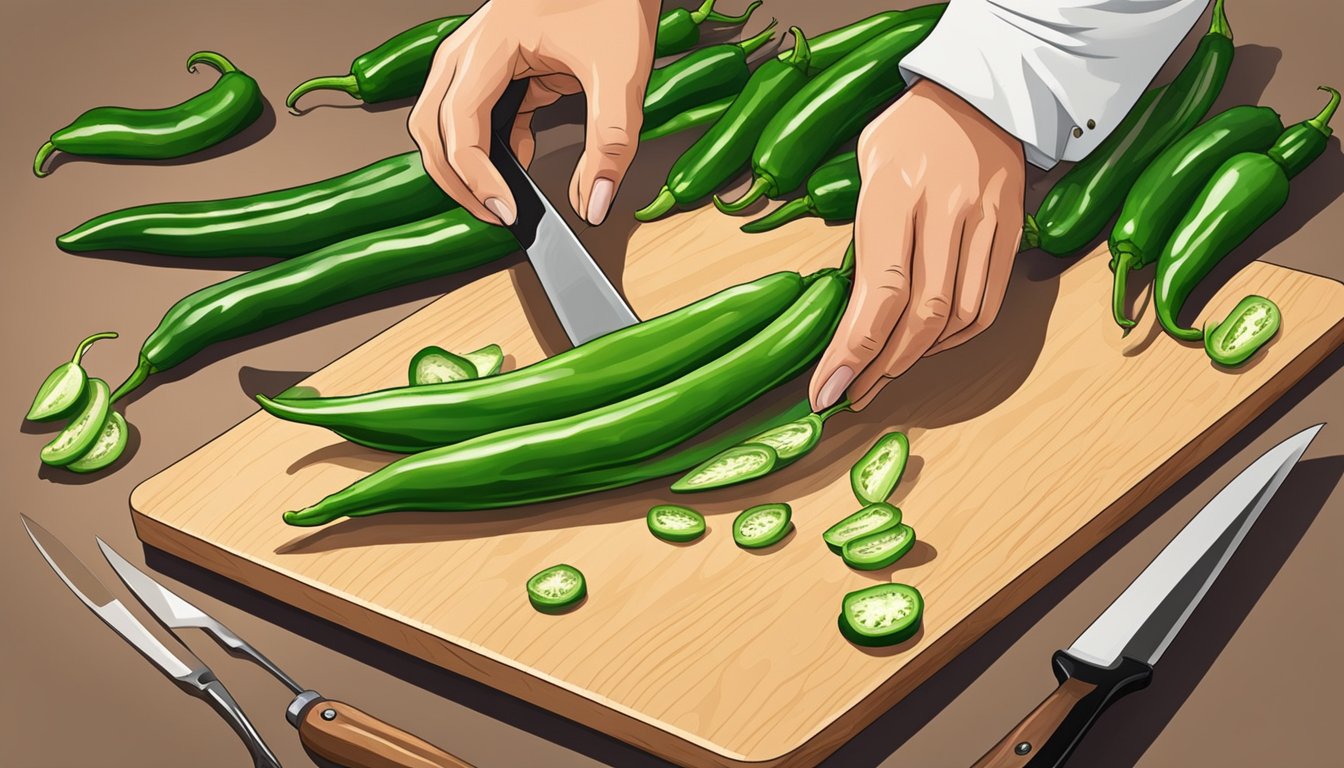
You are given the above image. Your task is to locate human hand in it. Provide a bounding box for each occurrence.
[409,0,660,227]
[810,80,1027,411]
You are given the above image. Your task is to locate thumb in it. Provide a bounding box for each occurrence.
[570,67,647,226]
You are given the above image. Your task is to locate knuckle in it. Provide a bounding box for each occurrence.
[594,125,637,158]
[915,295,953,325]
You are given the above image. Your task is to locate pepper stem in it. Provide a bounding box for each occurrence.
[1019,213,1040,251]
[736,20,778,57]
[634,187,677,221]
[1307,85,1340,136]
[839,239,856,278]
[72,332,119,365]
[1110,248,1140,333]
[706,0,763,26]
[33,141,55,178]
[186,51,237,75]
[286,75,362,112]
[713,176,771,213]
[784,26,812,69]
[817,399,852,422]
[110,357,153,404]
[740,197,816,233]
[1208,0,1231,40]
[689,0,718,24]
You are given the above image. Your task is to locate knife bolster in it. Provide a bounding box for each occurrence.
[1035,651,1155,764]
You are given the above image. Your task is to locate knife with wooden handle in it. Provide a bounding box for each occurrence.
[98,539,475,768]
[973,424,1322,767]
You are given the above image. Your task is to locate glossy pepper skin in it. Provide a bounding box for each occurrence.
[1154,87,1338,341]
[109,209,518,403]
[715,13,942,212]
[1107,105,1283,330]
[641,23,778,136]
[34,52,263,176]
[285,2,764,110]
[784,5,946,75]
[636,27,813,221]
[1028,0,1234,256]
[282,273,849,525]
[741,150,858,232]
[256,271,810,452]
[57,152,453,258]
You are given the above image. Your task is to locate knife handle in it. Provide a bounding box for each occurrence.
[972,651,1153,768]
[296,696,475,768]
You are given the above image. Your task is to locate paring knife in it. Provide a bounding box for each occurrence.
[973,423,1323,768]
[21,515,283,768]
[489,78,639,345]
[96,540,475,768]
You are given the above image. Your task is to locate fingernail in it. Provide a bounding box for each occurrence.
[484,197,515,226]
[817,365,854,410]
[587,178,615,226]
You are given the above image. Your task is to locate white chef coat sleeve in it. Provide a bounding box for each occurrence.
[898,0,1212,169]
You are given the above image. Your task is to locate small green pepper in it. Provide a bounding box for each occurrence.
[741,151,858,233]
[1204,295,1281,367]
[27,332,117,422]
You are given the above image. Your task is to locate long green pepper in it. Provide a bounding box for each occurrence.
[109,209,518,403]
[1154,86,1339,341]
[285,1,765,110]
[641,22,778,136]
[283,274,849,525]
[1027,0,1234,256]
[636,27,813,221]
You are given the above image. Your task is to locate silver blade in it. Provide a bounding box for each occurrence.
[21,515,205,687]
[1068,424,1322,668]
[98,538,306,694]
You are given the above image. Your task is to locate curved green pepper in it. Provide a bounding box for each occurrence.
[786,5,946,75]
[282,274,848,525]
[35,52,264,176]
[1155,87,1337,341]
[1108,105,1283,330]
[1029,0,1233,256]
[642,23,778,136]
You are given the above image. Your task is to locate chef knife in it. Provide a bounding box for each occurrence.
[97,539,474,768]
[973,423,1323,768]
[20,515,283,768]
[489,78,639,345]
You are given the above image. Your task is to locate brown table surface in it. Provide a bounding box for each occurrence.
[3,2,1340,766]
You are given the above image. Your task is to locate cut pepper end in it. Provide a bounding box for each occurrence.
[286,74,361,112]
[714,176,770,214]
[186,51,237,76]
[33,142,55,178]
[707,0,763,27]
[634,187,677,222]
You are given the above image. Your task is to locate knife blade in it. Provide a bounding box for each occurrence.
[489,78,639,345]
[972,423,1323,768]
[20,515,282,768]
[98,539,474,768]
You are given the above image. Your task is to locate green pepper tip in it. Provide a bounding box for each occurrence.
[713,176,770,214]
[286,75,362,112]
[740,197,814,233]
[33,141,55,178]
[186,51,237,76]
[1110,248,1142,330]
[706,0,763,27]
[634,187,677,221]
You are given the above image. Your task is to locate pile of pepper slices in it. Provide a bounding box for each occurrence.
[25,0,1337,488]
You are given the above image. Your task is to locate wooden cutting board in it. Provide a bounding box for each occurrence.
[130,206,1344,768]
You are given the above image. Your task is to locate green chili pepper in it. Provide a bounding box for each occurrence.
[642,22,778,136]
[1028,0,1233,256]
[838,583,923,647]
[640,96,736,141]
[259,271,810,452]
[27,332,117,422]
[785,5,946,75]
[282,274,848,525]
[35,52,263,177]
[108,209,518,405]
[1108,105,1283,331]
[40,379,111,467]
[58,152,454,259]
[1154,87,1337,341]
[741,151,858,232]
[286,2,764,111]
[637,27,813,222]
[1204,295,1281,367]
[715,15,939,212]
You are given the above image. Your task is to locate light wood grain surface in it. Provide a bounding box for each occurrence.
[129,206,1344,768]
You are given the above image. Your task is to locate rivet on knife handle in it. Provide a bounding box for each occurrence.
[972,652,1152,768]
[296,697,474,768]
